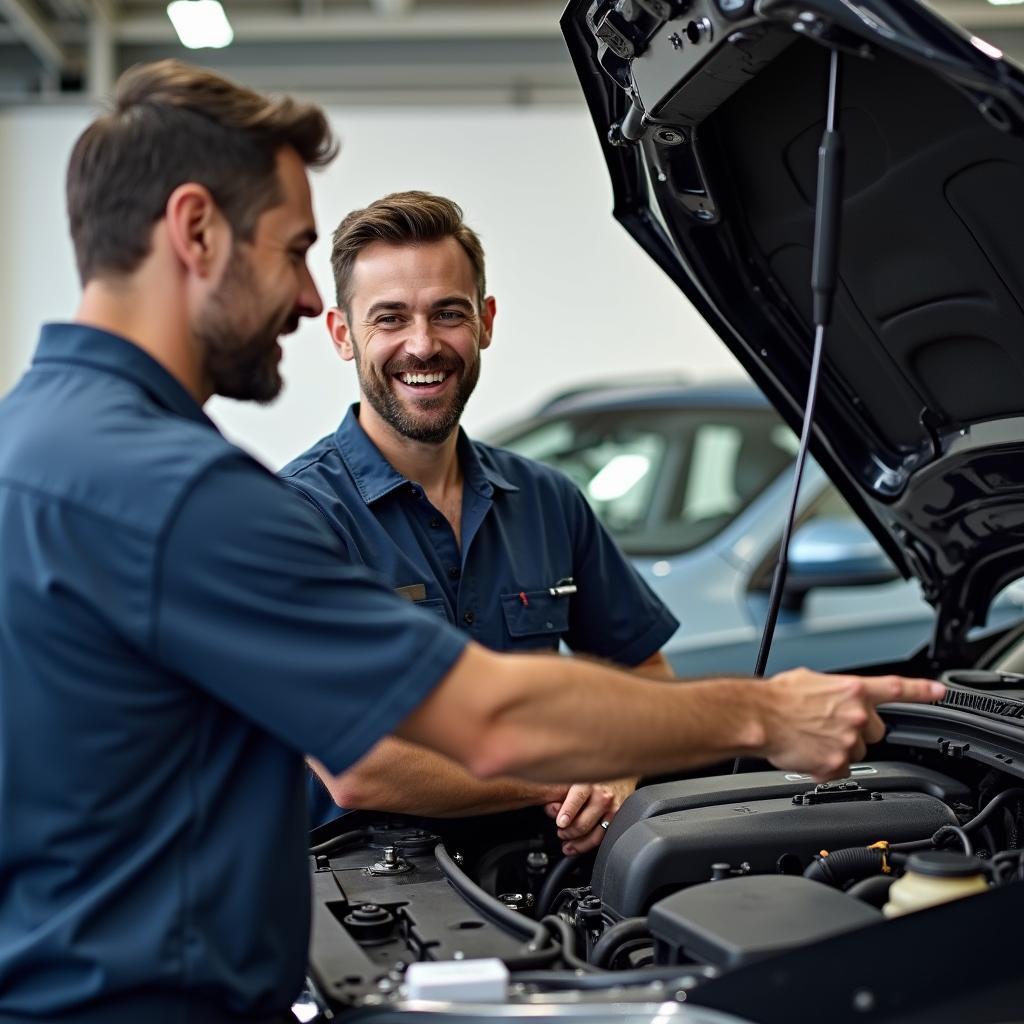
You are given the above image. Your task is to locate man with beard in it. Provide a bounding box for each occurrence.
[280,192,673,853]
[0,62,946,1022]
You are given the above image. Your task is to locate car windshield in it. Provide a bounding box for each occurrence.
[499,404,797,556]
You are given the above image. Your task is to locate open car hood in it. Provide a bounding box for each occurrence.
[561,0,1024,659]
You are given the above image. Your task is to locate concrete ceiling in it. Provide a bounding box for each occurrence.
[1,0,1023,105]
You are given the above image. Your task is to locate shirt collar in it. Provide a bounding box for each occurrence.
[457,430,519,498]
[334,403,518,505]
[32,322,215,430]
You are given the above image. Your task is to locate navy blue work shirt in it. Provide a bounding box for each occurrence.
[280,405,679,826]
[0,326,468,1022]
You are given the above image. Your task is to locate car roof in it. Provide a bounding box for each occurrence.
[535,378,773,417]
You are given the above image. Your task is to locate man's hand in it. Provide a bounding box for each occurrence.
[544,777,637,855]
[761,670,946,781]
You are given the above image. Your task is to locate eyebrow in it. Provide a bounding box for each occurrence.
[431,296,475,312]
[364,296,475,319]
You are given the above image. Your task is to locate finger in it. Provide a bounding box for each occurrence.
[862,707,886,745]
[861,677,945,706]
[563,823,608,857]
[812,753,850,783]
[544,802,562,820]
[849,736,867,764]
[555,785,592,829]
[558,789,612,840]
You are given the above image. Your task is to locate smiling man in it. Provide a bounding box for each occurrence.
[280,192,681,853]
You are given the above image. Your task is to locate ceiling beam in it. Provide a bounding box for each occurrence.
[0,0,73,70]
[116,6,562,43]
[86,0,115,99]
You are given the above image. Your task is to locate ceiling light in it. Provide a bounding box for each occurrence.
[167,0,234,49]
[970,35,1004,59]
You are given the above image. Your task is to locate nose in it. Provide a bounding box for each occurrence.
[403,316,442,361]
[296,265,323,320]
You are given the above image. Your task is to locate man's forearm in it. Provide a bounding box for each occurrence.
[395,643,945,784]
[397,645,766,782]
[632,650,675,680]
[315,737,567,817]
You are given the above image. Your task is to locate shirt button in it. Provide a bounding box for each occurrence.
[448,566,460,580]
[463,611,475,625]
[430,518,443,529]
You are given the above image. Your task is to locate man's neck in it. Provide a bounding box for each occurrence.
[75,267,208,404]
[357,400,463,498]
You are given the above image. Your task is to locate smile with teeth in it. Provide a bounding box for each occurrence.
[397,371,449,386]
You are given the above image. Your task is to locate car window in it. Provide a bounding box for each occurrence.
[801,481,860,524]
[498,405,795,556]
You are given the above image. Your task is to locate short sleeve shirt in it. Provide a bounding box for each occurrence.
[282,406,679,662]
[0,326,468,1019]
[281,406,679,825]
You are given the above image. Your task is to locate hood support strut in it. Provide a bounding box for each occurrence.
[753,46,845,678]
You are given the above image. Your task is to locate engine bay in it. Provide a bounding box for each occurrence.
[303,694,1024,1022]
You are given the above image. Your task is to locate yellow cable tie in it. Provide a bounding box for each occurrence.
[868,840,892,874]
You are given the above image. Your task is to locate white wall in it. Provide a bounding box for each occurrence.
[0,102,743,468]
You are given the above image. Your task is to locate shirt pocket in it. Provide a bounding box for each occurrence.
[500,591,570,650]
[415,597,453,624]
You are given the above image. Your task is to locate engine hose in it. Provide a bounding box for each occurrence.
[933,824,973,856]
[589,917,650,969]
[893,788,1024,853]
[510,964,718,991]
[536,851,591,919]
[890,791,1024,854]
[961,788,1024,834]
[803,846,888,887]
[497,946,564,971]
[540,914,597,973]
[308,827,372,857]
[434,843,550,950]
[845,874,896,908]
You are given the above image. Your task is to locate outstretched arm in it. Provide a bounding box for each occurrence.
[394,643,945,785]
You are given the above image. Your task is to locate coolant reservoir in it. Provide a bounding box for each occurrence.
[883,851,988,918]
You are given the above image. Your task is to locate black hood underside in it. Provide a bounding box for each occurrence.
[562,0,1024,657]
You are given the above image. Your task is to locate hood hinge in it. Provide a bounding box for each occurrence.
[928,603,967,668]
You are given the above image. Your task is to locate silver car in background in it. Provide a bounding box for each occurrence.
[492,380,1012,676]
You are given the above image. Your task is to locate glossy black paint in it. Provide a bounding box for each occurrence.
[561,0,1024,659]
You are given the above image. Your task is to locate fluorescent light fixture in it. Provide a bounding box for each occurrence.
[985,0,1022,6]
[167,0,234,49]
[970,34,1004,59]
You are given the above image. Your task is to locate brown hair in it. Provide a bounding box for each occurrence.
[330,191,486,312]
[66,59,338,284]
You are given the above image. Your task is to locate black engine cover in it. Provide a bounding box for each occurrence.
[593,767,962,917]
[649,874,883,968]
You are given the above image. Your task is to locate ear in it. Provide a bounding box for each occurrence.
[327,307,356,362]
[479,295,497,351]
[164,183,228,280]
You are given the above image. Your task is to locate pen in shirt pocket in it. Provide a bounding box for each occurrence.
[548,577,577,598]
